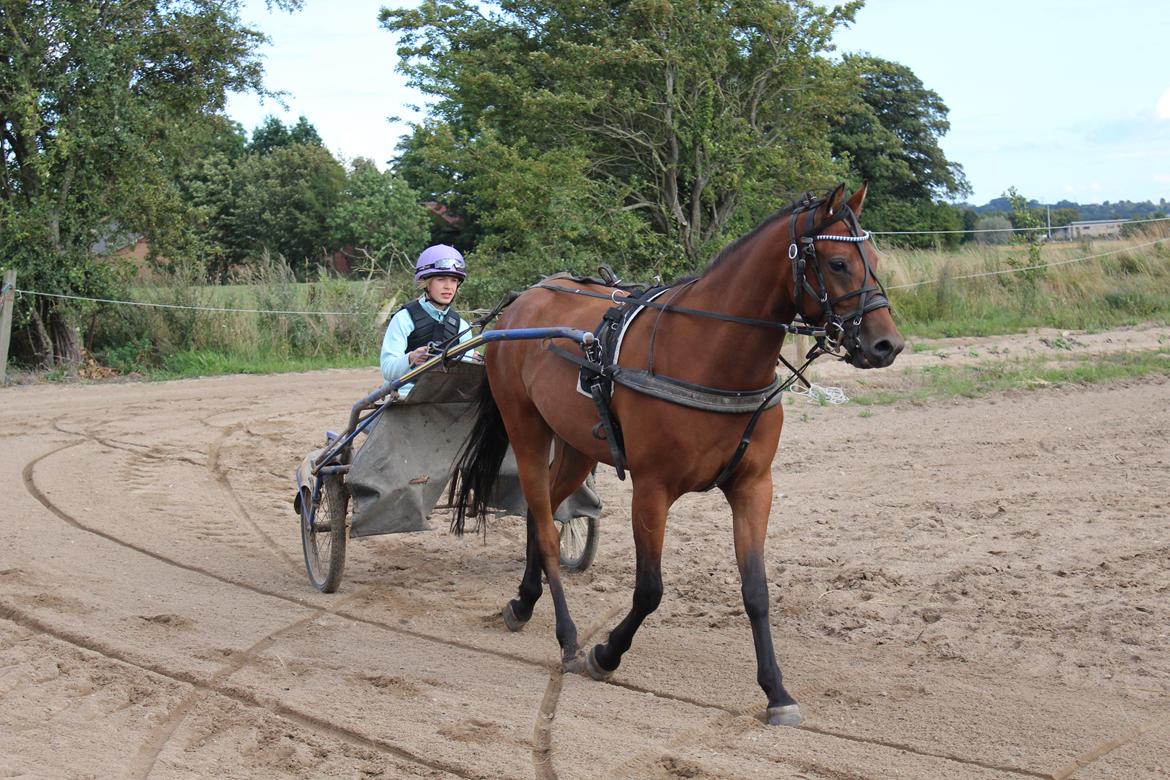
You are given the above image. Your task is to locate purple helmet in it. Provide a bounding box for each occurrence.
[414,244,466,283]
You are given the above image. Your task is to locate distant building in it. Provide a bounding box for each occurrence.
[1050,219,1127,240]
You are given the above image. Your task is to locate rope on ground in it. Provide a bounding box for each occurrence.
[787,383,849,405]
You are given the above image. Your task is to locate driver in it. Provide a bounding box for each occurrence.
[379,244,475,396]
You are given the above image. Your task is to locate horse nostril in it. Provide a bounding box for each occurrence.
[869,338,904,364]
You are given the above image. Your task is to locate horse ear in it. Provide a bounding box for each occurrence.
[825,183,847,216]
[846,181,869,217]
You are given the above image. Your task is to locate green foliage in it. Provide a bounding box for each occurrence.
[832,55,969,202]
[329,159,430,275]
[975,214,1012,245]
[384,0,859,288]
[852,350,1170,406]
[1004,186,1045,282]
[232,143,347,273]
[248,114,323,154]
[0,0,302,367]
[829,55,969,246]
[89,256,405,376]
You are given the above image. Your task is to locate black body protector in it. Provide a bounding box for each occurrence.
[401,298,461,353]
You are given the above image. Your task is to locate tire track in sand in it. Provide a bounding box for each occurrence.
[205,421,298,569]
[24,439,1061,778]
[22,440,552,668]
[127,610,326,778]
[1050,710,1170,779]
[532,603,626,780]
[0,602,480,779]
[50,416,295,569]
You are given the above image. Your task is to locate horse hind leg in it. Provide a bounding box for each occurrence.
[505,438,596,632]
[505,425,591,663]
[503,509,543,631]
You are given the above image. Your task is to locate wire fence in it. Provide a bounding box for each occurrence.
[7,227,1169,315]
[886,237,1168,291]
[10,289,359,317]
[870,215,1170,237]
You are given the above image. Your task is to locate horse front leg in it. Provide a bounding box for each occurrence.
[587,483,670,679]
[724,473,801,726]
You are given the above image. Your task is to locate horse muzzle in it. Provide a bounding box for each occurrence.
[848,329,903,369]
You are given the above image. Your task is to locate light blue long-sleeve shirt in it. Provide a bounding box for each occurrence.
[379,296,473,396]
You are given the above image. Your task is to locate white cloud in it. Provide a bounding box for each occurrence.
[1157,87,1170,120]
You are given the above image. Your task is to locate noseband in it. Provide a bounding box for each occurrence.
[787,197,891,358]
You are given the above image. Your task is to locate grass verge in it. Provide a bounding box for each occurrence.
[121,349,374,381]
[850,349,1170,405]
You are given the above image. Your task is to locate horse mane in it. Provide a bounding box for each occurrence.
[667,195,819,287]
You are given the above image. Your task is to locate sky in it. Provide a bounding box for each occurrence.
[225,0,1170,207]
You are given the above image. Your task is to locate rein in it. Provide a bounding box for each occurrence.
[532,283,828,339]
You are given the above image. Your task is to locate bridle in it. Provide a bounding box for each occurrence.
[787,194,892,360]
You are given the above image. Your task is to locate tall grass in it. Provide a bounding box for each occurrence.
[85,231,1170,379]
[879,227,1170,337]
[92,255,414,377]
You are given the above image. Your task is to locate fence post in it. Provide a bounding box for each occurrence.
[0,270,15,385]
[794,333,813,385]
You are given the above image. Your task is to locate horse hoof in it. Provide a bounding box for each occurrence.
[562,653,584,675]
[584,645,614,681]
[767,704,803,727]
[502,603,528,632]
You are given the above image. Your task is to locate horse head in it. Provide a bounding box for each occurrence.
[787,183,904,368]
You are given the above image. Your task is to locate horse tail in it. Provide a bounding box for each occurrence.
[450,375,510,536]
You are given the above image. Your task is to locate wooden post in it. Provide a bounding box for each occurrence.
[0,270,15,385]
[791,333,813,386]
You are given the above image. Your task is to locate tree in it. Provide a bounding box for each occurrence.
[248,114,322,155]
[330,158,430,273]
[0,0,303,367]
[383,0,861,286]
[248,116,292,155]
[829,55,969,246]
[975,215,1012,245]
[233,143,347,272]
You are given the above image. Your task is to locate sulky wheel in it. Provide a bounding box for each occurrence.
[557,515,598,573]
[300,474,349,593]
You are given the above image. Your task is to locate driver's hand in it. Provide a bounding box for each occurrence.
[408,346,430,366]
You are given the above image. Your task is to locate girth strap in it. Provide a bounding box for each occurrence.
[611,369,784,414]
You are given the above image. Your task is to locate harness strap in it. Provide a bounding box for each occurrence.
[701,350,818,491]
[589,384,627,480]
[547,342,627,479]
[701,381,785,491]
[611,369,783,414]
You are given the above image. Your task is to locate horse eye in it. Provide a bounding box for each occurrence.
[829,259,848,273]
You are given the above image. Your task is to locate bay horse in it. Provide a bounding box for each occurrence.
[452,183,902,725]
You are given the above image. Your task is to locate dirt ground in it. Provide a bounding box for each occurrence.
[2,324,1168,779]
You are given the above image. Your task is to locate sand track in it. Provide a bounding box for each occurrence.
[2,327,1168,779]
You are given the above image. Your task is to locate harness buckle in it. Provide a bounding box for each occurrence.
[787,243,799,260]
